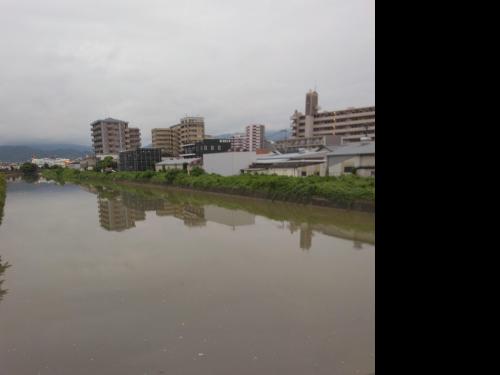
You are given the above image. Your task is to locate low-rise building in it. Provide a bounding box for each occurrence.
[68,161,82,170]
[118,148,162,171]
[243,149,330,177]
[31,157,70,168]
[326,141,375,177]
[155,158,201,172]
[202,151,257,176]
[80,157,97,171]
[244,161,325,177]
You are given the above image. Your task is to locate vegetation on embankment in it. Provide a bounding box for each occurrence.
[0,174,6,225]
[41,168,375,210]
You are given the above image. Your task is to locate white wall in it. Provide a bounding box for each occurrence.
[327,154,375,177]
[203,152,256,176]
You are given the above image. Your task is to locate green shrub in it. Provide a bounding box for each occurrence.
[190,166,205,176]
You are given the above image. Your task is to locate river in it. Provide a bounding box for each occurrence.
[0,179,374,375]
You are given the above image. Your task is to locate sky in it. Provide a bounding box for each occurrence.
[0,0,374,146]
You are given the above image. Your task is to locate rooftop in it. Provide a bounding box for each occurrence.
[157,158,201,166]
[91,118,128,126]
[327,142,375,157]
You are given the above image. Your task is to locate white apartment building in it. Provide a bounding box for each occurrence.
[229,133,247,151]
[245,124,265,151]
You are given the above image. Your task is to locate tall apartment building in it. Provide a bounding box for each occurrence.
[90,118,142,155]
[152,128,177,157]
[291,91,375,143]
[245,124,265,151]
[174,116,205,152]
[127,127,142,150]
[152,116,205,157]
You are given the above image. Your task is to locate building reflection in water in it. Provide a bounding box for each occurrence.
[89,185,374,249]
[96,188,209,230]
[288,222,313,251]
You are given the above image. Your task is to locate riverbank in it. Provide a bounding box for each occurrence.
[41,169,375,211]
[0,174,6,225]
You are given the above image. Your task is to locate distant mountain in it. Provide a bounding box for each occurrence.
[0,143,93,162]
[265,129,291,142]
[213,129,291,142]
[213,133,234,139]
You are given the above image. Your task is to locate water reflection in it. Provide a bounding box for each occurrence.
[94,187,253,230]
[84,184,374,249]
[0,178,8,302]
[0,181,374,374]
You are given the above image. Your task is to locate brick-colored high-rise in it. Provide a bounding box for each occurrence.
[90,118,142,155]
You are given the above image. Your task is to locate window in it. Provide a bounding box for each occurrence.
[301,171,307,176]
[344,166,355,173]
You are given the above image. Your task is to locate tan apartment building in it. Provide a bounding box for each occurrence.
[291,90,375,143]
[90,118,142,155]
[127,127,142,150]
[152,116,205,156]
[152,128,178,156]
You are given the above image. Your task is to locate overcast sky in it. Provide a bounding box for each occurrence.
[0,0,374,146]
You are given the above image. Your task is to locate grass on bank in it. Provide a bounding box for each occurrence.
[41,168,375,207]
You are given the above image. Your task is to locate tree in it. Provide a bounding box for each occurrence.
[96,157,117,172]
[20,162,38,174]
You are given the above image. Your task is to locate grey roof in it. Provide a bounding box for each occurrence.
[327,142,375,157]
[249,160,324,169]
[156,158,200,166]
[255,149,330,164]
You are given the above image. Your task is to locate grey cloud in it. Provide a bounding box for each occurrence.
[0,0,374,145]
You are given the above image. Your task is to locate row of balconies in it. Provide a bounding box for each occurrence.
[335,126,375,133]
[334,109,375,118]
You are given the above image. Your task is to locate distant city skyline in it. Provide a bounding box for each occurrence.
[0,0,374,146]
